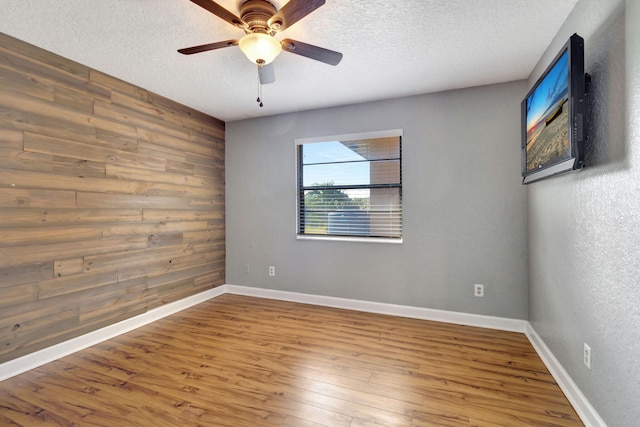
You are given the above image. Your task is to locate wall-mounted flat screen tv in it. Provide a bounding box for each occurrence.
[521,33,587,184]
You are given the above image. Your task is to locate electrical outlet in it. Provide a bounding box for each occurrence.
[268,266,275,276]
[584,343,591,369]
[474,284,484,297]
[243,263,250,274]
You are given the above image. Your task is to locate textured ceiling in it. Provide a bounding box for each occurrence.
[0,0,578,122]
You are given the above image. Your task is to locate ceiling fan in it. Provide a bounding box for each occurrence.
[179,0,343,85]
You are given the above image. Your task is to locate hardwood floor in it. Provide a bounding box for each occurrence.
[0,294,583,426]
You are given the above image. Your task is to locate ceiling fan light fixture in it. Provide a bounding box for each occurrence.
[239,32,282,65]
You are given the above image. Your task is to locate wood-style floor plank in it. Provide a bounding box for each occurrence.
[0,294,583,426]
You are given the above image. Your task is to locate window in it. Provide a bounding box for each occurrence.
[297,130,402,241]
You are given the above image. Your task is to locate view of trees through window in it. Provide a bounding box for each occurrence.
[303,182,370,235]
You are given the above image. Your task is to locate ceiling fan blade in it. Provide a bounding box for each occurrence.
[268,0,325,32]
[259,63,276,84]
[178,39,238,55]
[281,39,343,66]
[188,0,246,28]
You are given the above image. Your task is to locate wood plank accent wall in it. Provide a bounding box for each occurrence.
[0,32,226,363]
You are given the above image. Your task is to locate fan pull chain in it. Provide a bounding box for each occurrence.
[256,66,264,108]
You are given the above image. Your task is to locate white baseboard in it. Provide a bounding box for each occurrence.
[0,283,606,427]
[0,286,226,382]
[224,284,529,333]
[526,324,607,427]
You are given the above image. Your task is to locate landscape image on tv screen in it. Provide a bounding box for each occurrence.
[524,50,570,173]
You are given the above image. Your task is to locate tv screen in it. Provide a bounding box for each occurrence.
[521,34,587,184]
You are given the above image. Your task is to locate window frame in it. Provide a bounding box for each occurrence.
[295,129,403,244]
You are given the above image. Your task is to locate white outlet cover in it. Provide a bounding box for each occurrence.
[474,284,484,297]
[584,343,592,369]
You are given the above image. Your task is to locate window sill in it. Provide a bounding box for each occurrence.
[296,235,403,244]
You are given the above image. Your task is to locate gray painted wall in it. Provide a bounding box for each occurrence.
[527,0,640,425]
[226,81,529,319]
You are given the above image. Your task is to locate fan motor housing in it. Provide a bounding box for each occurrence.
[240,0,277,33]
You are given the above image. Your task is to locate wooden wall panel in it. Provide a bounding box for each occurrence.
[0,32,226,363]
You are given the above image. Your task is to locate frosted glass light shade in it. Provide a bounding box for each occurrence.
[239,33,282,65]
